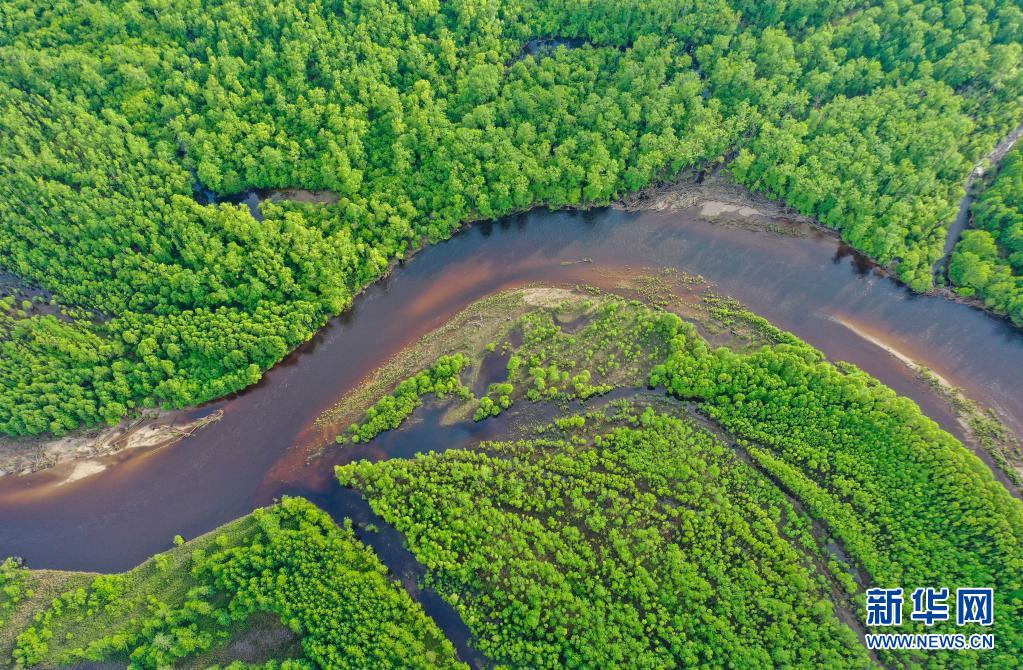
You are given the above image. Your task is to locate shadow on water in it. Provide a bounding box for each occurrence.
[472,349,512,396]
[832,243,880,277]
[193,184,340,222]
[509,37,589,65]
[554,310,595,335]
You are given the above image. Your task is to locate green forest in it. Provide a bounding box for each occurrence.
[341,404,875,669]
[3,0,1023,436]
[950,144,1023,324]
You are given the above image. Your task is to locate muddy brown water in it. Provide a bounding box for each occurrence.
[3,205,1023,577]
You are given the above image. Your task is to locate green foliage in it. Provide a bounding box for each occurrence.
[337,291,1023,668]
[729,81,972,290]
[9,292,1023,667]
[0,557,29,629]
[950,147,1023,324]
[339,297,676,441]
[339,405,872,668]
[210,662,315,670]
[13,573,132,667]
[342,354,471,443]
[652,323,1023,667]
[198,498,465,670]
[0,0,733,436]
[3,0,1023,436]
[8,499,464,670]
[716,0,1023,289]
[473,382,513,421]
[507,300,674,400]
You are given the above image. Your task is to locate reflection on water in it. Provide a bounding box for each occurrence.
[2,206,1023,573]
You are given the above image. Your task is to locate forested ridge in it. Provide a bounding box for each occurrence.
[950,143,1023,324]
[2,0,1023,435]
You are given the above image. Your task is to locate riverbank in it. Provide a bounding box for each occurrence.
[619,171,812,222]
[328,288,1023,668]
[0,512,303,668]
[3,169,1013,483]
[309,279,799,464]
[830,315,1022,495]
[7,287,1020,667]
[624,166,1023,337]
[0,409,222,480]
[309,282,1022,506]
[311,289,541,443]
[0,175,811,481]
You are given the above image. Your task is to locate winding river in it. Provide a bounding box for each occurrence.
[3,204,1023,576]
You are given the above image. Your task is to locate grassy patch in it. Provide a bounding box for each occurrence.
[328,287,689,444]
[6,516,256,668]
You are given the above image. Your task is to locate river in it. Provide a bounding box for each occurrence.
[2,204,1023,574]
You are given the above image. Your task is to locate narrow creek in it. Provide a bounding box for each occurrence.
[667,398,882,665]
[934,121,1023,280]
[3,203,1023,575]
[284,391,636,669]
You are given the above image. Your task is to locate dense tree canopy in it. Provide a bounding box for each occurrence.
[341,405,875,669]
[337,292,1023,669]
[950,145,1023,324]
[652,316,1023,668]
[2,0,1022,435]
[6,498,465,669]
